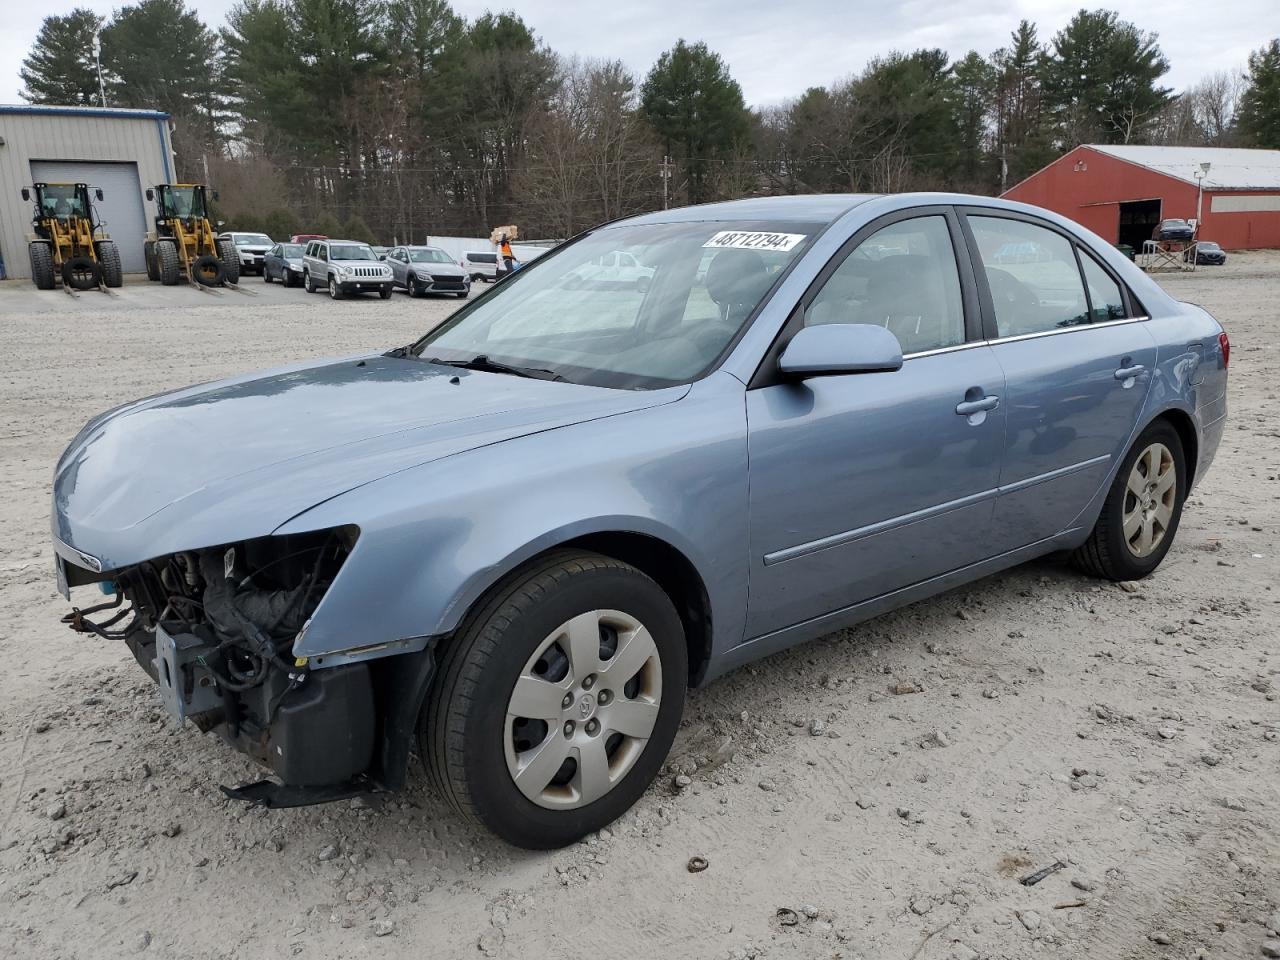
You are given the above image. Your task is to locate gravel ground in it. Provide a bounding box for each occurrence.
[0,257,1277,960]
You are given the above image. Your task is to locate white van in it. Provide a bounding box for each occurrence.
[462,251,500,282]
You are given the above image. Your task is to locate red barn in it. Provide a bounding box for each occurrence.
[1002,145,1280,251]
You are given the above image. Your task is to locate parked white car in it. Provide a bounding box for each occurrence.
[218,232,274,276]
[302,239,394,300]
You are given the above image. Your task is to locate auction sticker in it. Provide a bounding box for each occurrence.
[703,230,806,252]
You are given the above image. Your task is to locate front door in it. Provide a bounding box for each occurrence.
[745,213,1007,639]
[963,212,1158,549]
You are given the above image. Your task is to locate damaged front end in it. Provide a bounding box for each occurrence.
[60,526,417,805]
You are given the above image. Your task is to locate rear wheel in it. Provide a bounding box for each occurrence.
[155,240,182,285]
[144,240,159,281]
[216,239,240,284]
[95,240,123,288]
[303,270,314,293]
[421,550,685,849]
[1072,420,1186,581]
[328,276,343,299]
[29,242,55,290]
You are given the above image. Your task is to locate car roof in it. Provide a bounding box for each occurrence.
[404,245,445,251]
[622,193,879,226]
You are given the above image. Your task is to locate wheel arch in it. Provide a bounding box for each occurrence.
[1143,405,1200,489]
[445,529,714,688]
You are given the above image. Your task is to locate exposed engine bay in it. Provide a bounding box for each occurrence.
[62,527,386,796]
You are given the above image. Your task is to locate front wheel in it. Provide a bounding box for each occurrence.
[421,551,686,849]
[1072,420,1186,581]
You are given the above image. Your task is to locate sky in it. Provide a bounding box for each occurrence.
[1,0,1271,107]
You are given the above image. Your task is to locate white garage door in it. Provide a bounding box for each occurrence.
[30,160,149,274]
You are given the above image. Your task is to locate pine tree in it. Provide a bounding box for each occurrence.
[1237,39,1280,148]
[19,9,105,106]
[641,40,750,203]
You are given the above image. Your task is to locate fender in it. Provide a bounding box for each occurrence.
[276,372,751,668]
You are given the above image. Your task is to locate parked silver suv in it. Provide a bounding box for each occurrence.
[302,239,394,300]
[385,245,470,298]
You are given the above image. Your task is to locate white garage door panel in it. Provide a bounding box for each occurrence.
[30,161,148,274]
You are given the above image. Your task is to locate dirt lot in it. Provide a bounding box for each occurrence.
[0,258,1277,960]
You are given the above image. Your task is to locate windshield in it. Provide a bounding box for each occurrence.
[1199,242,1220,250]
[410,248,453,264]
[235,234,271,246]
[413,220,818,389]
[39,184,87,219]
[280,243,304,257]
[160,186,207,220]
[330,244,377,261]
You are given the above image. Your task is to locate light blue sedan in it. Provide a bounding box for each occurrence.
[51,193,1228,848]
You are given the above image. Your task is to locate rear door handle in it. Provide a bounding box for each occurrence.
[955,395,1000,416]
[1114,364,1145,380]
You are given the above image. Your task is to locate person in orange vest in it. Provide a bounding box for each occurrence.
[498,233,518,274]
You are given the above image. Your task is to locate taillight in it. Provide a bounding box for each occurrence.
[1218,331,1230,368]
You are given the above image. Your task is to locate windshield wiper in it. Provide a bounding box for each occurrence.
[423,354,567,382]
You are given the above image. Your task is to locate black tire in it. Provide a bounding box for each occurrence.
[191,254,225,287]
[95,240,123,288]
[1072,419,1186,581]
[456,291,467,298]
[156,240,182,286]
[407,275,420,298]
[285,269,298,288]
[379,286,392,300]
[216,239,240,284]
[29,242,56,290]
[144,241,159,281]
[328,275,343,299]
[62,255,100,290]
[263,264,273,283]
[421,550,686,849]
[303,271,314,293]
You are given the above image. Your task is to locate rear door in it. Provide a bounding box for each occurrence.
[960,210,1157,550]
[744,208,1007,639]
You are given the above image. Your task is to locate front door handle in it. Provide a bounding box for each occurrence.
[956,395,1000,416]
[1114,364,1145,380]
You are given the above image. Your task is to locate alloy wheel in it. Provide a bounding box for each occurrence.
[1122,442,1176,558]
[504,609,661,810]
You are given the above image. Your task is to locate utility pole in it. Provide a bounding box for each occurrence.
[1194,161,1211,236]
[659,155,673,210]
[92,31,107,108]
[1000,146,1008,195]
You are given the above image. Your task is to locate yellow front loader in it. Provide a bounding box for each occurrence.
[143,183,239,286]
[21,182,123,290]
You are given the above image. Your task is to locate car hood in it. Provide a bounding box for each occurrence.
[53,355,687,571]
[332,259,386,268]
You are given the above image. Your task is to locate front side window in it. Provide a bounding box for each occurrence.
[413,220,819,389]
[806,216,965,355]
[969,217,1089,336]
[1079,253,1128,322]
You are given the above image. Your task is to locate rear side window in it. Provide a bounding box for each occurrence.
[806,215,965,355]
[1078,253,1128,321]
[969,217,1089,336]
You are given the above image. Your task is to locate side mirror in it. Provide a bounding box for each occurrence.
[777,324,904,378]
[21,188,30,201]
[145,188,154,201]
[95,188,104,201]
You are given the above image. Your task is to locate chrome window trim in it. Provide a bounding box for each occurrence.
[902,315,1151,361]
